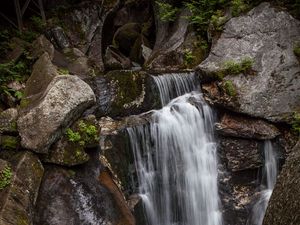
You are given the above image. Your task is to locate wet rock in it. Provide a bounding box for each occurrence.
[263,141,300,225]
[46,26,70,49]
[216,113,280,140]
[31,35,55,60]
[18,75,96,153]
[219,137,263,171]
[197,3,300,123]
[104,46,131,70]
[0,108,18,134]
[0,151,44,225]
[35,150,132,225]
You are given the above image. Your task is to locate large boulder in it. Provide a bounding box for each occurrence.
[197,3,300,123]
[0,152,44,225]
[18,75,95,153]
[263,140,300,225]
[0,108,18,134]
[216,113,280,140]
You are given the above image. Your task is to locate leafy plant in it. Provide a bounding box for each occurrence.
[0,165,12,190]
[231,0,249,17]
[156,1,179,22]
[183,49,195,66]
[223,57,254,75]
[294,44,300,57]
[210,10,228,31]
[65,128,81,143]
[58,68,69,75]
[30,16,46,31]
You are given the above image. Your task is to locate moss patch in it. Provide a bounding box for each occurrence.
[0,136,19,150]
[223,80,237,97]
[0,165,12,190]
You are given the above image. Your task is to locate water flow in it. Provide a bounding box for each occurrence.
[248,141,278,225]
[152,72,197,106]
[128,73,222,225]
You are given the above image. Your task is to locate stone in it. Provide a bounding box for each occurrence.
[219,137,263,171]
[5,38,27,62]
[22,52,58,107]
[197,3,300,123]
[68,56,90,76]
[46,26,70,49]
[31,35,55,60]
[0,108,18,134]
[18,75,96,153]
[7,81,25,92]
[34,150,131,225]
[104,46,131,70]
[216,113,280,140]
[0,151,44,225]
[263,141,300,225]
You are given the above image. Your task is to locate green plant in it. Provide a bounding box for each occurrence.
[291,112,300,134]
[223,80,237,96]
[30,16,46,31]
[183,49,195,66]
[65,128,81,142]
[210,10,227,31]
[156,1,179,22]
[0,165,12,190]
[65,120,99,146]
[58,68,69,75]
[223,57,253,75]
[231,0,249,17]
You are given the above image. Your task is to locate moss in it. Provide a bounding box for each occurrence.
[223,80,237,97]
[105,71,145,116]
[1,136,19,150]
[217,57,254,79]
[294,44,300,57]
[291,112,300,134]
[0,165,12,190]
[231,0,249,17]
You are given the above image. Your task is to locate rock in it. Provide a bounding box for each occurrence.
[89,70,160,117]
[216,113,280,140]
[263,140,300,225]
[32,35,55,60]
[7,81,25,92]
[63,0,121,71]
[0,151,44,225]
[104,46,131,70]
[68,56,90,76]
[22,52,58,107]
[0,108,18,134]
[43,138,89,167]
[219,137,263,171]
[0,136,20,150]
[99,169,136,225]
[18,75,96,153]
[46,26,70,49]
[197,3,300,123]
[35,150,132,225]
[5,38,27,62]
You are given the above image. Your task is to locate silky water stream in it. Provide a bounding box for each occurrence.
[127,72,223,225]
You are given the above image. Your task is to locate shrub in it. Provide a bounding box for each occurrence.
[183,49,195,66]
[156,1,179,22]
[30,16,46,32]
[223,57,254,75]
[210,10,228,31]
[0,165,12,190]
[231,0,249,17]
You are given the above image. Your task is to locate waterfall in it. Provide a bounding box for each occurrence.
[152,72,198,106]
[248,141,278,225]
[128,73,223,225]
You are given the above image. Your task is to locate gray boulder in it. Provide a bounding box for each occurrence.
[0,108,18,134]
[197,3,300,123]
[18,75,95,153]
[0,152,44,225]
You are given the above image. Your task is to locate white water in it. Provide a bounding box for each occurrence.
[128,73,222,225]
[248,141,278,225]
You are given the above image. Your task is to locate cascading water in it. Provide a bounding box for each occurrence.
[128,72,223,225]
[248,141,278,225]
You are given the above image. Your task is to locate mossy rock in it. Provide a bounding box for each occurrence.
[0,108,18,134]
[105,70,146,117]
[0,136,20,150]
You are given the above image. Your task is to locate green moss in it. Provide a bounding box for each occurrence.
[294,44,300,57]
[1,136,19,150]
[211,10,228,31]
[58,68,69,75]
[223,80,237,97]
[291,112,300,134]
[220,57,254,77]
[156,1,179,22]
[0,165,12,190]
[183,49,195,67]
[231,0,249,17]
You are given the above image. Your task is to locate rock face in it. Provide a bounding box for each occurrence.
[0,108,18,134]
[263,141,300,225]
[216,113,280,140]
[35,150,135,225]
[197,3,300,123]
[18,75,95,153]
[0,152,44,225]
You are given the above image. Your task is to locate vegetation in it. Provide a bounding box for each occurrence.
[0,165,12,190]
[294,44,300,57]
[183,49,195,66]
[231,0,249,17]
[223,80,237,96]
[156,1,179,22]
[291,112,300,134]
[65,120,99,146]
[223,57,254,75]
[58,68,70,75]
[211,10,228,31]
